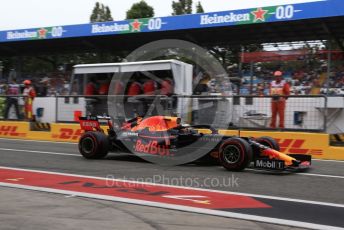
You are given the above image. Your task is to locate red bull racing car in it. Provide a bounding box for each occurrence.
[78,115,311,171]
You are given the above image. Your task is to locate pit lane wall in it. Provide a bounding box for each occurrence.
[0,121,343,161]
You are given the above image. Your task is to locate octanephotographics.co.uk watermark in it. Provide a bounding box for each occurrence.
[105,174,239,189]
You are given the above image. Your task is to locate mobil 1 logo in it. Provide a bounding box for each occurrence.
[254,159,285,170]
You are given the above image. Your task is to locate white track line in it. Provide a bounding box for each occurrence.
[312,159,344,163]
[298,173,344,179]
[0,166,343,208]
[246,168,344,180]
[0,137,77,144]
[0,148,79,157]
[1,147,343,180]
[0,183,341,230]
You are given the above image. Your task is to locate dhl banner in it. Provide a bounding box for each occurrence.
[220,130,327,156]
[0,121,28,138]
[51,124,84,141]
[0,121,343,160]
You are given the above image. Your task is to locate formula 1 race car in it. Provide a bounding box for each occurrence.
[78,115,311,171]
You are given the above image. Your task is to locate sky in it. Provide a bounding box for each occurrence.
[0,0,321,31]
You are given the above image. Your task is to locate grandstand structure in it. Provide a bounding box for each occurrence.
[0,0,343,95]
[239,49,344,95]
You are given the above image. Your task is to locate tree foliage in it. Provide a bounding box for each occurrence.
[171,0,204,14]
[126,0,154,19]
[172,0,193,15]
[196,1,204,13]
[90,2,113,22]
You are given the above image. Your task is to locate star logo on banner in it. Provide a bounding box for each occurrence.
[38,28,48,38]
[131,19,143,32]
[251,8,268,22]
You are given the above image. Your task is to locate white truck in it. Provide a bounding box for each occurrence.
[35,59,193,123]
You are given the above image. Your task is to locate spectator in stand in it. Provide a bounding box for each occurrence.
[194,74,210,95]
[269,71,290,129]
[36,77,49,97]
[23,80,36,121]
[0,81,4,95]
[257,83,265,96]
[4,78,21,119]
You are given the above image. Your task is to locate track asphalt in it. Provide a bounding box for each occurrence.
[0,138,343,229]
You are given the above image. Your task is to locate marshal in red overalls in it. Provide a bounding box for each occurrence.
[23,80,36,121]
[269,71,290,129]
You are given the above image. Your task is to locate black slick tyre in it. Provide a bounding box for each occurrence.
[218,137,252,171]
[79,131,109,159]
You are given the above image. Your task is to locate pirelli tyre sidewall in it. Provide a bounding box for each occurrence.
[219,137,252,171]
[79,131,109,159]
[255,136,280,151]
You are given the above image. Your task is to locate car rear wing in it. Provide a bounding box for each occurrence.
[79,115,113,132]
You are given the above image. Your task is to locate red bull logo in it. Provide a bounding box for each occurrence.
[134,140,170,156]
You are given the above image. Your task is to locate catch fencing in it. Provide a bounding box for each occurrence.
[0,94,328,132]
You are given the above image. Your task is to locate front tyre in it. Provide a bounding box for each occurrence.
[79,131,109,159]
[219,137,252,171]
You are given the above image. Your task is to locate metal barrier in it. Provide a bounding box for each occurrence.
[54,94,327,132]
[0,94,329,132]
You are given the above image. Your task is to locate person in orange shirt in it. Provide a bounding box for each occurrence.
[143,79,156,95]
[126,80,142,117]
[99,81,110,95]
[160,78,173,96]
[113,80,124,95]
[84,78,97,96]
[126,80,142,96]
[23,80,36,121]
[84,77,99,115]
[269,71,290,129]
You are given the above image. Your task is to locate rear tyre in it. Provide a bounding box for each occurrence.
[79,131,109,159]
[218,137,252,171]
[255,136,280,151]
